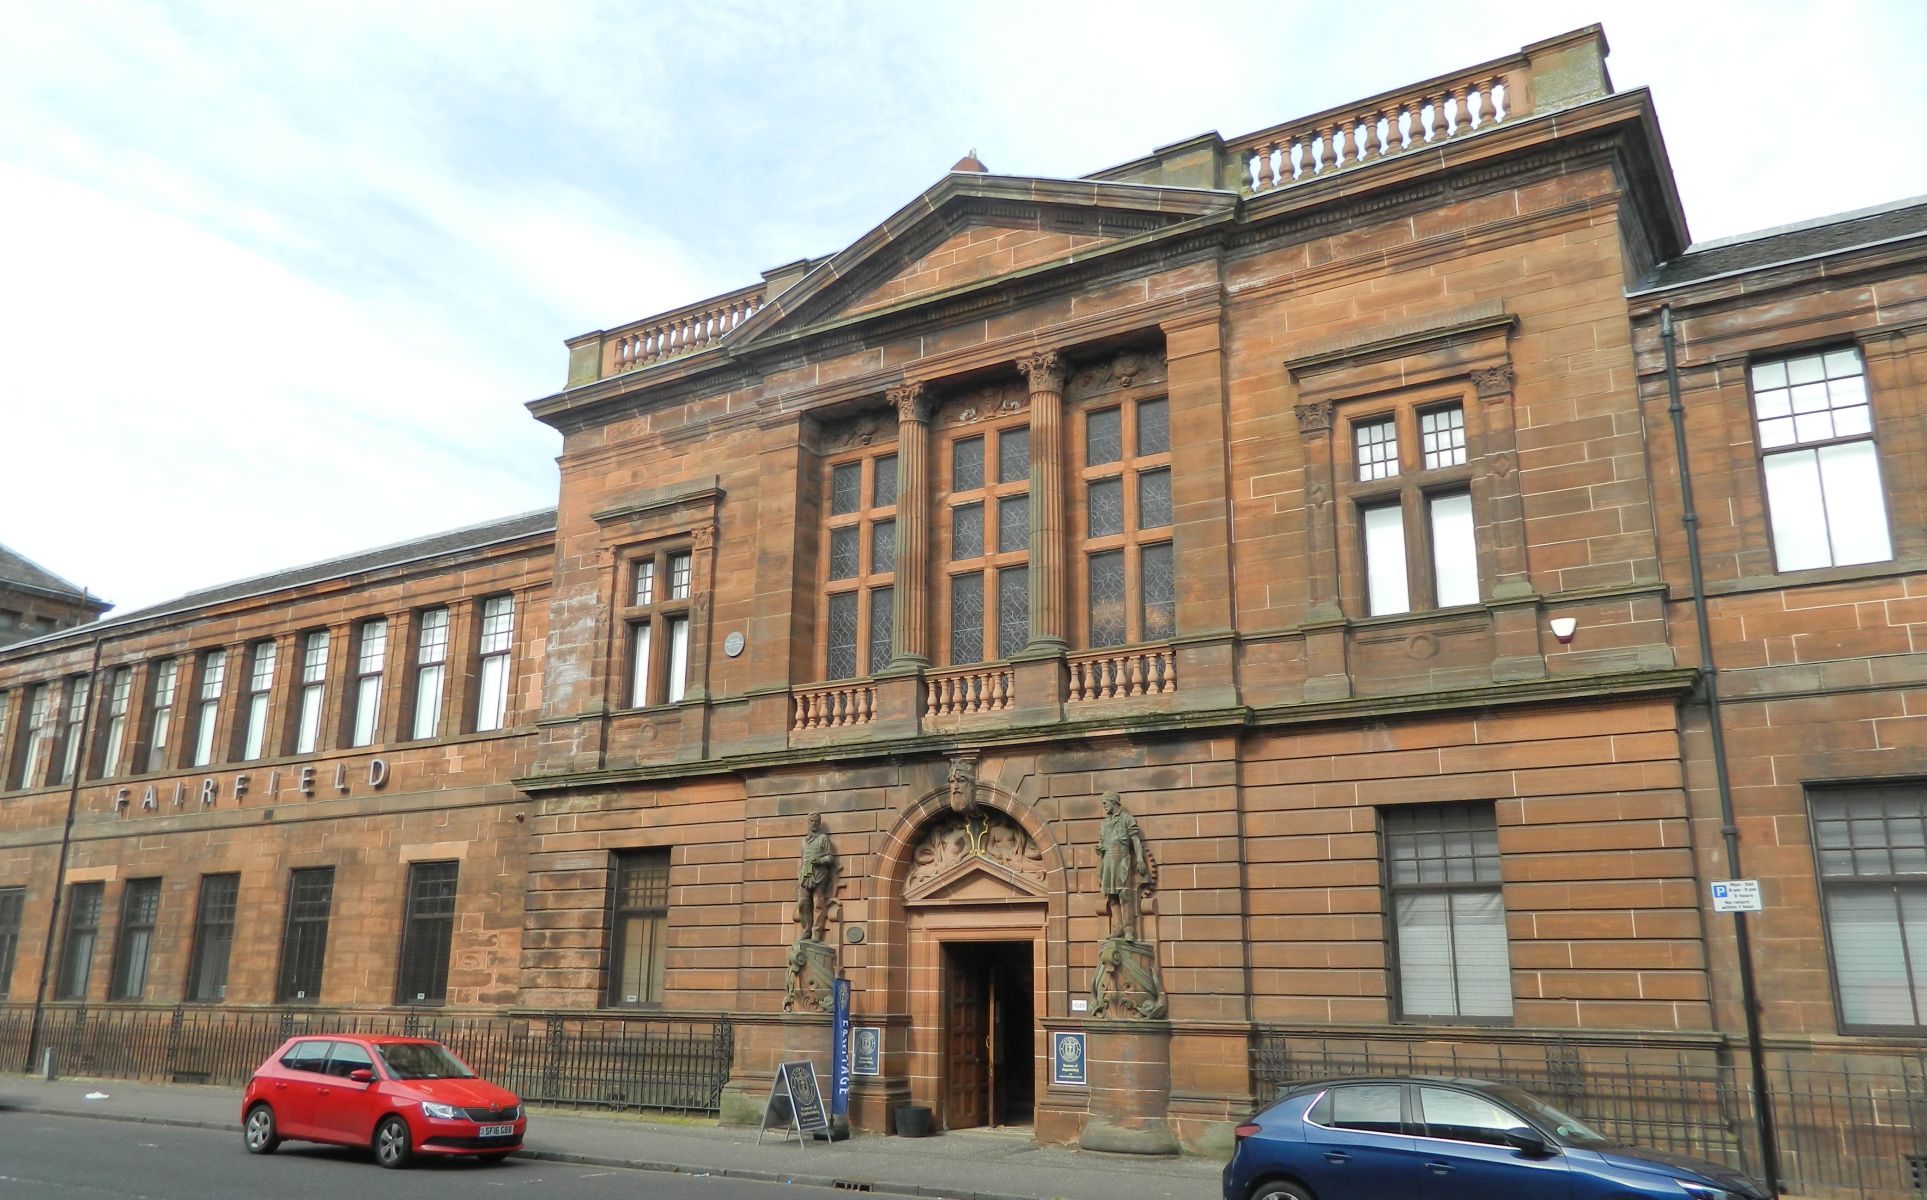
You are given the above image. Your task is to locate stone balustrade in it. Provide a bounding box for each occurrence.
[925,664,1015,718]
[790,680,876,731]
[1066,646,1178,702]
[604,283,766,376]
[1225,58,1528,197]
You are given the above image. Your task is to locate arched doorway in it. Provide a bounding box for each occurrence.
[901,805,1050,1131]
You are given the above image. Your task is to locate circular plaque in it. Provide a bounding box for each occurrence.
[845,925,866,944]
[724,631,746,658]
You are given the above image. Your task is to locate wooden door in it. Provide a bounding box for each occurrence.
[945,952,988,1128]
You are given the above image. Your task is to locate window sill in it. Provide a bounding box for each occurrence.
[1704,553,1925,598]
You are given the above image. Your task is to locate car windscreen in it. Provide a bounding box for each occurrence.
[1483,1085,1615,1147]
[376,1042,475,1080]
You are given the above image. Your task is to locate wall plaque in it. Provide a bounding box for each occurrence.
[1052,1031,1087,1087]
[852,1026,881,1076]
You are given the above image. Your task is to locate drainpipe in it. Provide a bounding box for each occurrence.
[25,633,103,1075]
[1661,305,1781,1196]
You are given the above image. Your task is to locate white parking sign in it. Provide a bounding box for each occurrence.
[1710,879,1762,912]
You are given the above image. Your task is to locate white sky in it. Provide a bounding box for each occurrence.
[4,0,1924,614]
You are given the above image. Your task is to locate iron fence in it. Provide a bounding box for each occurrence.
[2,1003,733,1115]
[1252,1028,1927,1200]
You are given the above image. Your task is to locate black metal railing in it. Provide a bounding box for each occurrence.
[1251,1028,1927,1200]
[3,1003,733,1115]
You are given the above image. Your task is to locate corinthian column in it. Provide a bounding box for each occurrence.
[888,381,931,669]
[1016,350,1069,651]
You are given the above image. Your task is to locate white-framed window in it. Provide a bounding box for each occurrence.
[99,667,133,779]
[15,683,52,788]
[412,607,450,740]
[1752,347,1892,572]
[627,553,693,708]
[475,595,513,732]
[191,650,227,768]
[295,631,328,754]
[1348,400,1479,616]
[1384,803,1512,1021]
[146,660,178,773]
[241,641,276,761]
[55,674,89,785]
[349,619,386,748]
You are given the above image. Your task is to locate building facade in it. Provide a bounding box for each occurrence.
[2,25,1926,1185]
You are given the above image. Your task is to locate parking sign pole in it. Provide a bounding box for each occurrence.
[1663,307,1781,1196]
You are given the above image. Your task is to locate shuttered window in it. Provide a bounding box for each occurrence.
[1814,784,1927,1031]
[1384,804,1512,1021]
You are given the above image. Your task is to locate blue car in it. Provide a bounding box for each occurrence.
[1223,1076,1771,1200]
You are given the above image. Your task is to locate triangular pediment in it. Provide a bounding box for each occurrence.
[905,855,1048,905]
[733,173,1237,345]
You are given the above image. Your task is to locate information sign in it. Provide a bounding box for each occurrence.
[1051,1031,1087,1087]
[852,1026,881,1076]
[1711,879,1763,913]
[831,978,851,1118]
[757,1059,830,1147]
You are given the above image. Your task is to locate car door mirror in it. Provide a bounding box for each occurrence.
[349,1068,375,1084]
[1503,1127,1552,1157]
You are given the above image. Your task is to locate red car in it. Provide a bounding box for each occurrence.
[241,1034,526,1168]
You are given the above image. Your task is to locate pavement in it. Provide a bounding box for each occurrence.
[0,1074,1226,1200]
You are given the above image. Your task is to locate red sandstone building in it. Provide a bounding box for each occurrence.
[2,26,1925,1193]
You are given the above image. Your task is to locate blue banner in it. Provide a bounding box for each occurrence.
[831,977,852,1117]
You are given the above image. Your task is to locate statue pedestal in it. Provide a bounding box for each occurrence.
[1091,936,1166,1019]
[1079,1020,1179,1155]
[784,938,837,1013]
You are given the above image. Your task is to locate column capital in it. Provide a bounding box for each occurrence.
[1293,400,1333,436]
[1015,350,1067,392]
[1471,364,1514,399]
[887,381,930,423]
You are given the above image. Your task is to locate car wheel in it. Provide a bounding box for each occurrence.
[243,1104,280,1155]
[373,1116,414,1169]
[1251,1183,1314,1200]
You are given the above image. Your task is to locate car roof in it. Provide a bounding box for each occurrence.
[285,1034,443,1047]
[1279,1074,1511,1098]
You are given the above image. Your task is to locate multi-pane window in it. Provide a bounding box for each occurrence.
[191,649,227,768]
[946,425,1029,664]
[349,619,386,747]
[1752,347,1892,572]
[412,608,450,740]
[98,667,132,779]
[0,887,21,998]
[56,881,103,1001]
[295,632,328,754]
[54,675,88,785]
[1383,804,1512,1021]
[241,642,276,760]
[397,861,459,1005]
[185,873,240,1003]
[1081,396,1174,647]
[1347,399,1479,616]
[627,553,692,707]
[108,877,161,1001]
[145,660,177,773]
[822,451,898,679]
[606,849,670,1007]
[1812,785,1927,1031]
[475,596,515,730]
[277,867,334,1002]
[15,683,53,788]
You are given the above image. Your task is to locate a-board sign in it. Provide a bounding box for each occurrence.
[757,1060,830,1147]
[1711,879,1762,913]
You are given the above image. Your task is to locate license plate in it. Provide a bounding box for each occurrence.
[478,1124,514,1138]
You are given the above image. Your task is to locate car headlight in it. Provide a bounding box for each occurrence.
[420,1101,460,1120]
[1677,1182,1738,1200]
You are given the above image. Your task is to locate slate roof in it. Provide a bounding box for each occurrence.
[0,544,104,606]
[1634,195,1927,293]
[2,508,556,653]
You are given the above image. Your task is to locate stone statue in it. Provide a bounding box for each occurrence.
[946,757,978,815]
[1097,791,1152,942]
[796,812,836,944]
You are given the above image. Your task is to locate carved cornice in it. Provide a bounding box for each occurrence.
[1066,349,1169,402]
[1015,350,1067,393]
[944,381,1028,426]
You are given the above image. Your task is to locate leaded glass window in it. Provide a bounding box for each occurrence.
[998,494,1029,553]
[950,575,985,665]
[822,444,899,678]
[826,592,859,680]
[1078,393,1175,648]
[1088,478,1125,538]
[953,503,984,559]
[830,462,862,516]
[1089,550,1126,648]
[998,428,1030,482]
[868,587,894,676]
[1086,407,1123,465]
[953,437,984,491]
